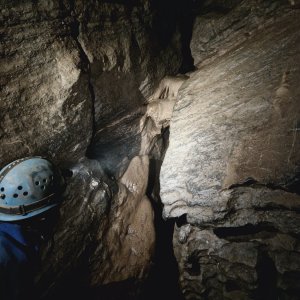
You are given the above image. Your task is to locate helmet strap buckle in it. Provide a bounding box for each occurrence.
[19,205,27,216]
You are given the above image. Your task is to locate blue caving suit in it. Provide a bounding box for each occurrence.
[0,222,40,299]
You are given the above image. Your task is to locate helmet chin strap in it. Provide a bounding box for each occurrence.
[0,193,55,216]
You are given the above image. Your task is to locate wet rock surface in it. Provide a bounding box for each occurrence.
[161,4,300,299]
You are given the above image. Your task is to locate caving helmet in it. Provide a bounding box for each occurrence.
[0,156,63,221]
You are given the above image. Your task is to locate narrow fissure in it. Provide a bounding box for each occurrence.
[69,15,98,151]
[254,251,278,300]
[213,224,278,242]
[143,127,184,300]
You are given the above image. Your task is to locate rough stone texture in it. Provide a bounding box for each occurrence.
[86,74,187,285]
[35,158,113,298]
[37,72,186,298]
[93,156,155,284]
[0,0,184,298]
[173,187,300,299]
[83,69,186,297]
[82,0,182,175]
[140,75,188,157]
[161,4,300,299]
[0,1,93,165]
[191,0,292,66]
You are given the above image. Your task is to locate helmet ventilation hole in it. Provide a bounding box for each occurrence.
[43,179,47,183]
[23,192,28,196]
[0,187,4,192]
[35,181,40,186]
[18,186,23,190]
[13,194,18,198]
[1,194,5,199]
[41,185,46,190]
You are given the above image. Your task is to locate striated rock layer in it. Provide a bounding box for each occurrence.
[161,2,300,299]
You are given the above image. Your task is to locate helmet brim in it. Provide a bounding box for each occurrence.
[0,203,59,222]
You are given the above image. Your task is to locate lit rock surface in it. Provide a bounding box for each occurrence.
[0,1,93,164]
[161,6,300,300]
[93,156,155,284]
[191,0,291,66]
[140,75,188,156]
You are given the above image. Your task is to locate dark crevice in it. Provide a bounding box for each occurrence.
[254,204,300,213]
[177,0,196,73]
[143,210,184,300]
[61,168,73,178]
[175,213,188,228]
[185,251,201,276]
[225,280,240,292]
[143,127,184,300]
[145,158,159,201]
[228,177,258,189]
[141,213,184,300]
[214,223,278,242]
[87,81,97,148]
[151,0,196,73]
[228,176,300,195]
[68,13,97,157]
[253,251,278,300]
[283,171,300,195]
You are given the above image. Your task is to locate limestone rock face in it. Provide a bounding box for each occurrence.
[93,156,155,284]
[0,1,93,165]
[35,159,113,297]
[161,5,300,299]
[0,0,183,298]
[191,0,290,66]
[81,0,182,175]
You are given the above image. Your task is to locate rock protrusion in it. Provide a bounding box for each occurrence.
[161,6,300,299]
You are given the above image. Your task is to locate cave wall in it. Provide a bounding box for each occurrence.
[161,0,300,299]
[2,0,300,299]
[0,0,184,298]
[0,0,93,165]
